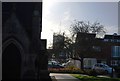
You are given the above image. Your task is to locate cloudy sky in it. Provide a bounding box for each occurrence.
[42,0,119,48]
[1,0,119,48]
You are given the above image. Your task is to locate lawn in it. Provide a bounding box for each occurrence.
[71,74,120,81]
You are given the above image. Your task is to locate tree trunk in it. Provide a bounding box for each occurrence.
[81,56,84,70]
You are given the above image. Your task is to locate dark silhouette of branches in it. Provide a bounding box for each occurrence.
[70,20,106,35]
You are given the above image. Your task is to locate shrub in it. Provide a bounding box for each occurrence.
[113,66,120,78]
[88,70,97,76]
[84,69,97,76]
[48,67,84,74]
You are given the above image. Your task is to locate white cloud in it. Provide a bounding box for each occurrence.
[63,11,71,21]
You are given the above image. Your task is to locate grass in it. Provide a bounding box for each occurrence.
[71,74,120,81]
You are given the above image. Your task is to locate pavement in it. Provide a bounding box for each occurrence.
[50,73,80,81]
[50,73,117,81]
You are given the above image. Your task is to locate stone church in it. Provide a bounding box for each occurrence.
[2,2,51,80]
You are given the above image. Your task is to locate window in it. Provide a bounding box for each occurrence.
[112,46,120,57]
[101,60,107,64]
[100,64,103,67]
[95,64,99,67]
[104,39,109,42]
[111,60,119,66]
[92,46,101,52]
[111,39,114,42]
[88,60,92,66]
[117,40,120,42]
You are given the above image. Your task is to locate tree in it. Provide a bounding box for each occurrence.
[70,20,106,36]
[70,20,106,70]
[52,32,74,63]
[63,34,74,58]
[91,21,106,34]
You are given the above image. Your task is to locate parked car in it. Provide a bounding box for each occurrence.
[61,61,71,67]
[48,61,64,68]
[92,63,115,74]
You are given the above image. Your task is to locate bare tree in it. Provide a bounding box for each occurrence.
[51,32,75,63]
[70,20,106,70]
[91,21,106,34]
[70,20,106,35]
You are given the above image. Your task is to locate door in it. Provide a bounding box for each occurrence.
[2,43,21,80]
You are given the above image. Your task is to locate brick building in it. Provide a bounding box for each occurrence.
[75,32,120,67]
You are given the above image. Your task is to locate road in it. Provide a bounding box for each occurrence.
[50,73,80,81]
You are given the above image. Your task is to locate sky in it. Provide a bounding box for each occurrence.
[0,0,119,48]
[42,0,119,48]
